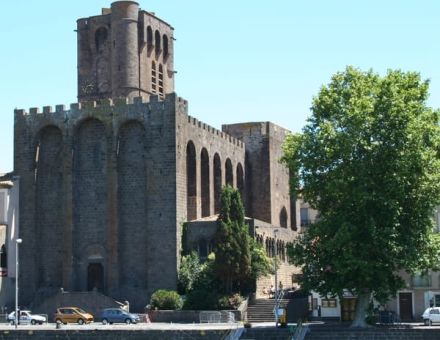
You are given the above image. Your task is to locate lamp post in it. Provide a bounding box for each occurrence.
[273,229,279,327]
[15,238,22,329]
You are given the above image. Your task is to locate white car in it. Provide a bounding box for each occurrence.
[7,310,46,325]
[422,307,440,326]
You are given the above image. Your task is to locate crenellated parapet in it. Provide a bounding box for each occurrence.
[15,93,187,118]
[184,114,244,149]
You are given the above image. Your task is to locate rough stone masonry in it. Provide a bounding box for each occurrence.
[13,1,299,311]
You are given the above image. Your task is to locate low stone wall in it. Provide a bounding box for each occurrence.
[0,329,230,339]
[306,326,440,340]
[147,310,243,323]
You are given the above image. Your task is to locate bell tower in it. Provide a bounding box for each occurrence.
[77,1,175,101]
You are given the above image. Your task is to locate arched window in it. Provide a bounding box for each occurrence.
[163,34,169,58]
[95,27,108,54]
[225,158,233,186]
[155,30,161,54]
[280,207,288,228]
[213,153,222,214]
[158,64,164,97]
[151,61,157,94]
[186,141,197,220]
[201,148,210,217]
[0,245,6,268]
[236,163,244,201]
[147,26,153,47]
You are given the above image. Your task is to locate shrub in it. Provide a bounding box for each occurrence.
[217,293,243,310]
[183,289,218,310]
[150,289,183,310]
[178,252,203,294]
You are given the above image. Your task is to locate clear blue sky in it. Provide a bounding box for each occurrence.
[1,1,439,172]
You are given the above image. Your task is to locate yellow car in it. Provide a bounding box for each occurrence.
[54,307,94,325]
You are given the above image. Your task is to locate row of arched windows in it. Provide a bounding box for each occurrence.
[147,26,169,58]
[92,25,170,59]
[264,237,287,262]
[186,141,244,220]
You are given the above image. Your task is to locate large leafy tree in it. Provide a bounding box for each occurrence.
[214,185,251,293]
[282,67,440,327]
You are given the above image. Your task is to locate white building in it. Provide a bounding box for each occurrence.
[0,174,20,310]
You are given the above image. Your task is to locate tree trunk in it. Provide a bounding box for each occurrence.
[350,291,371,328]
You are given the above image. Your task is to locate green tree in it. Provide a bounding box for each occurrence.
[282,67,440,327]
[214,185,251,293]
[249,238,274,282]
[177,252,203,294]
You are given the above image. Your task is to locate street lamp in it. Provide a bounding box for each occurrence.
[15,238,22,329]
[273,229,279,327]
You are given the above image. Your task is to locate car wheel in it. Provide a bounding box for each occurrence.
[125,318,131,324]
[78,319,84,325]
[31,319,37,325]
[102,318,108,325]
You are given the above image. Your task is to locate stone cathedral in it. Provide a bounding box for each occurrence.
[13,1,300,311]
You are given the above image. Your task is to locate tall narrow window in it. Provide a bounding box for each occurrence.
[225,159,233,186]
[158,64,164,98]
[95,27,108,54]
[236,163,244,200]
[201,148,210,217]
[213,153,222,214]
[151,61,157,94]
[155,30,161,54]
[280,207,288,228]
[163,35,169,59]
[186,141,197,221]
[147,26,153,47]
[0,245,6,268]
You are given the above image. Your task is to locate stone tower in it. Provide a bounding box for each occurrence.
[77,1,175,102]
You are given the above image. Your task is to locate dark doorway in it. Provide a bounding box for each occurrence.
[399,292,413,320]
[87,263,104,292]
[341,297,356,321]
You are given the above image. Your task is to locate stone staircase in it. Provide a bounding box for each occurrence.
[246,298,290,323]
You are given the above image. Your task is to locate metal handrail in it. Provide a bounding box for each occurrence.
[291,319,309,340]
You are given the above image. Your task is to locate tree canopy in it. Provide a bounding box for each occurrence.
[282,67,440,327]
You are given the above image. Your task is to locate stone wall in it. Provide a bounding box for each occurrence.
[222,122,292,230]
[14,94,183,311]
[0,329,231,339]
[306,327,440,340]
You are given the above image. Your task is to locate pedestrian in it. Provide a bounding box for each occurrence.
[270,285,275,298]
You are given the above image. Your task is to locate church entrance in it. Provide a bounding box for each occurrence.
[87,263,104,292]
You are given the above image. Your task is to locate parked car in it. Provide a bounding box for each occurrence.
[7,310,46,325]
[53,307,94,325]
[422,307,440,326]
[100,308,140,324]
